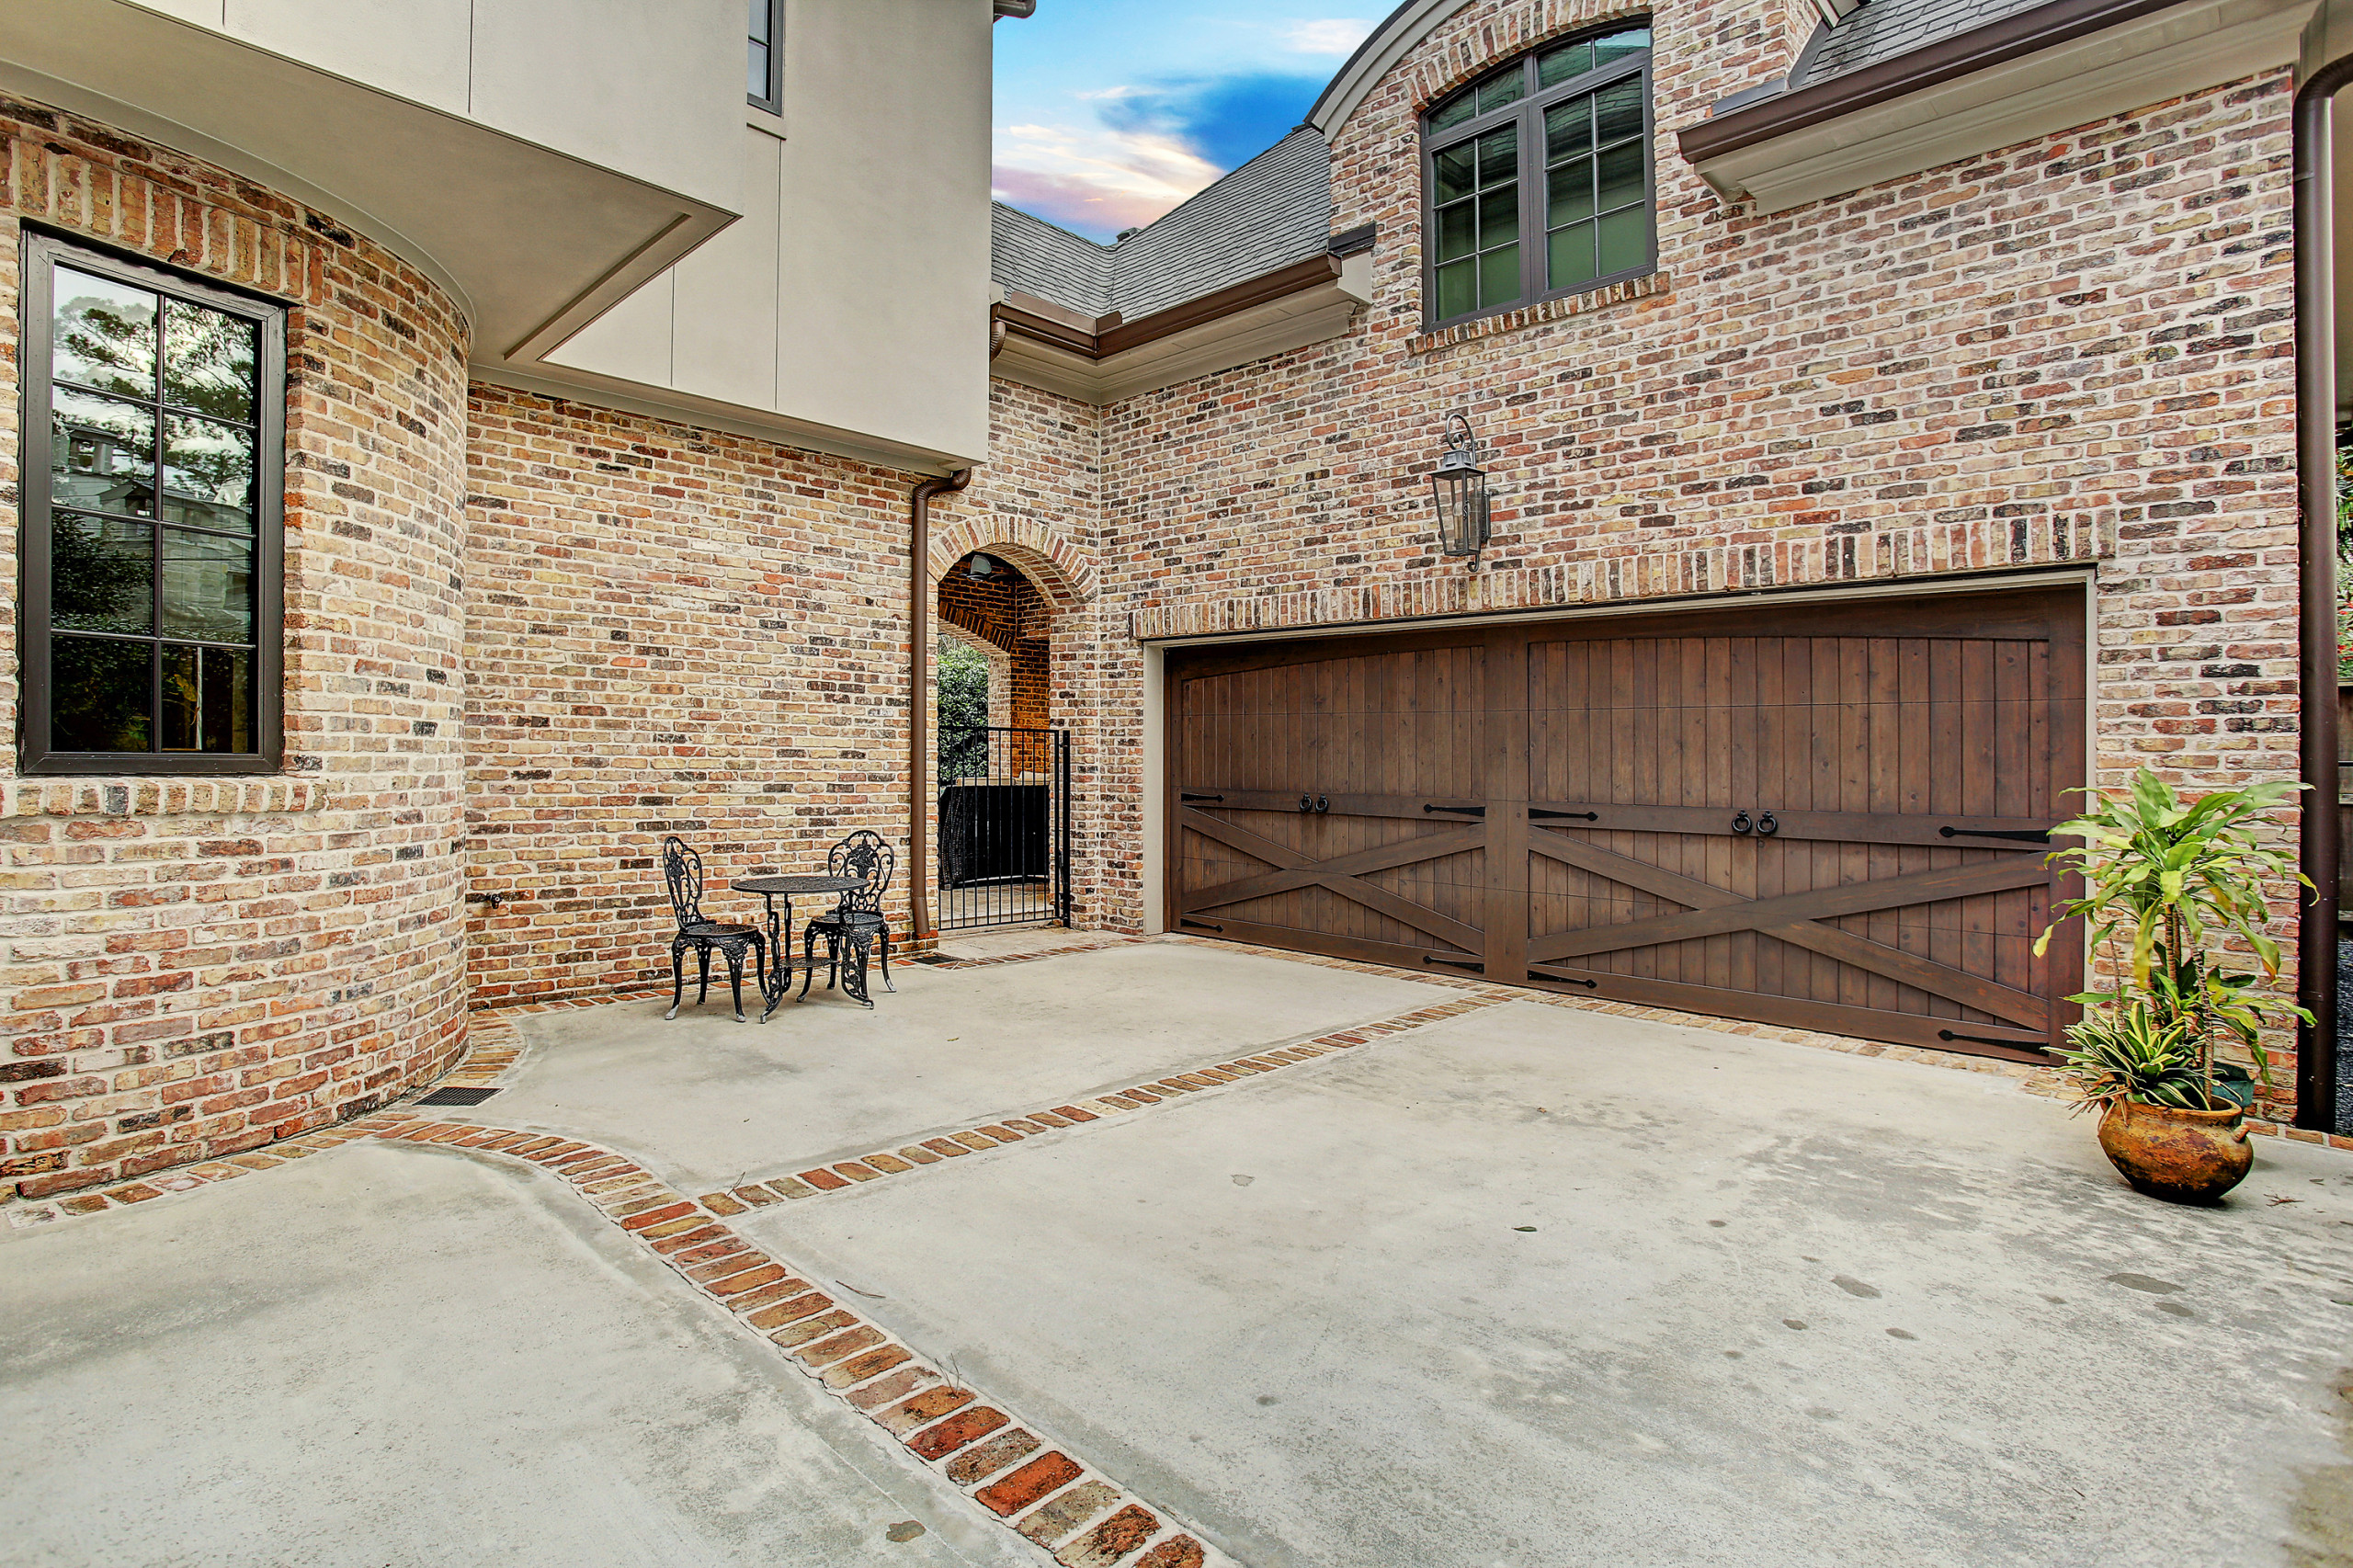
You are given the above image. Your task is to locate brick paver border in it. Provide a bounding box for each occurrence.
[369,1119,1226,1568]
[690,992,1513,1215]
[6,1100,1224,1568]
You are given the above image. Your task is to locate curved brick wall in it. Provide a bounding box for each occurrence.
[0,99,472,1200]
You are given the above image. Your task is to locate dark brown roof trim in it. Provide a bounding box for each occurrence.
[1677,0,2190,164]
[996,253,1345,361]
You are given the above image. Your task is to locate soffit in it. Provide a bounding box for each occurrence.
[1682,0,2305,211]
[0,0,733,367]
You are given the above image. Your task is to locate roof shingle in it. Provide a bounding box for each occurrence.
[1799,0,2055,85]
[992,128,1333,324]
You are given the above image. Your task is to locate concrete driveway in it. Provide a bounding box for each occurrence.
[5,936,2350,1567]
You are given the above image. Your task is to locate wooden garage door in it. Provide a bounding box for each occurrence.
[1165,588,2084,1062]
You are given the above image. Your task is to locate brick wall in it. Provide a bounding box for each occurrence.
[938,559,1052,731]
[462,385,932,1003]
[1079,0,2302,1089]
[0,99,472,1200]
[953,377,1137,926]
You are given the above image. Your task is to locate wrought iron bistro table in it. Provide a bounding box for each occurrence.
[733,873,869,1019]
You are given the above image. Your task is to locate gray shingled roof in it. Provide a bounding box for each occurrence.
[991,204,1114,316]
[1799,0,2053,85]
[993,128,1333,324]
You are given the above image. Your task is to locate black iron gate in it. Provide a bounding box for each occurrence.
[937,725,1070,929]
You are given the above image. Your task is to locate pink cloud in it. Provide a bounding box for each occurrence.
[990,166,1187,238]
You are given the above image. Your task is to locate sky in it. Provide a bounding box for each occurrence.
[993,4,1377,243]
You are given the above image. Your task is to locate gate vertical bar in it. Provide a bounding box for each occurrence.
[1056,727,1072,925]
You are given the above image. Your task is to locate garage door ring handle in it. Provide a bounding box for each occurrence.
[1731,811,1752,835]
[1756,812,1779,836]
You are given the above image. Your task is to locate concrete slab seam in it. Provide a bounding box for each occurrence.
[364,1118,1231,1568]
[692,992,1517,1214]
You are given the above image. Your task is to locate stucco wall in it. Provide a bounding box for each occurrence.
[0,97,472,1200]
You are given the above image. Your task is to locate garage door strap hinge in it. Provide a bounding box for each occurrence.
[1424,955,1485,971]
[1423,803,1485,816]
[1180,792,1223,802]
[1938,1028,2046,1050]
[1178,916,1224,931]
[1938,825,2051,845]
[1529,809,1598,821]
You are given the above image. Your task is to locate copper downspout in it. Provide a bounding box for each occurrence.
[909,469,972,947]
[2294,54,2352,1132]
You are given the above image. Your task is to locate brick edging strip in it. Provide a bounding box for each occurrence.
[375,1119,1223,1568]
[12,1102,1222,1568]
[694,992,1513,1213]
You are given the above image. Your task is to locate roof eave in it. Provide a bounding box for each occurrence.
[1679,0,2204,164]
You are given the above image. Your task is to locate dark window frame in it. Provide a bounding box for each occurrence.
[17,228,287,776]
[1420,23,1655,333]
[748,0,783,114]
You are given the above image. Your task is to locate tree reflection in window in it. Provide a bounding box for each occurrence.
[30,249,274,765]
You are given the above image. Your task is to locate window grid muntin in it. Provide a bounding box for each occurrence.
[1422,25,1653,331]
[21,231,285,774]
[748,0,782,112]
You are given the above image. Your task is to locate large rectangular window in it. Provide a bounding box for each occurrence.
[19,232,284,774]
[1425,24,1653,328]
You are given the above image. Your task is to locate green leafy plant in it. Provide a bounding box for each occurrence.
[2033,769,2311,1111]
[937,637,989,782]
[2052,999,2210,1111]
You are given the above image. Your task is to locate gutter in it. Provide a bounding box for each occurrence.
[994,252,1347,361]
[1677,0,2193,163]
[909,469,972,946]
[2293,53,2348,1132]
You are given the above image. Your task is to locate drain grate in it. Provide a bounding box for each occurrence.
[417,1085,502,1107]
[911,954,962,966]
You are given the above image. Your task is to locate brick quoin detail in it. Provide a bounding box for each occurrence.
[0,98,472,1200]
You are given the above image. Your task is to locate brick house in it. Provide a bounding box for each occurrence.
[0,0,2344,1206]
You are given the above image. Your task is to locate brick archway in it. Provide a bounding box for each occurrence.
[926,516,1094,612]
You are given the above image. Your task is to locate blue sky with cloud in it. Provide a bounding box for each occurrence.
[994,6,1374,241]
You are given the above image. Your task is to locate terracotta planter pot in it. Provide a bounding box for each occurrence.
[2097,1096,2253,1203]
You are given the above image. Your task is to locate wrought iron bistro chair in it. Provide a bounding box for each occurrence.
[660,835,767,1023]
[799,829,896,1006]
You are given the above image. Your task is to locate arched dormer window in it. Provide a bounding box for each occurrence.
[1423,22,1653,326]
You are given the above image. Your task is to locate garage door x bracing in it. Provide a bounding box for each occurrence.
[1165,589,2086,1062]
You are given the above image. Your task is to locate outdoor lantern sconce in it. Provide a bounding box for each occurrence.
[1428,411,1490,567]
[967,552,995,578]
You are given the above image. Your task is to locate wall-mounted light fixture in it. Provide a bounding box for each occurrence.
[1428,411,1490,567]
[967,553,995,578]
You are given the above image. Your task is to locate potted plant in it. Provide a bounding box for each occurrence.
[2034,770,2310,1202]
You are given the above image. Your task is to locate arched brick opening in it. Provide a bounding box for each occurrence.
[936,550,1053,731]
[925,517,1094,613]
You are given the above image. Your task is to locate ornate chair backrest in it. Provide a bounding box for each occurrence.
[661,835,707,929]
[827,829,894,915]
